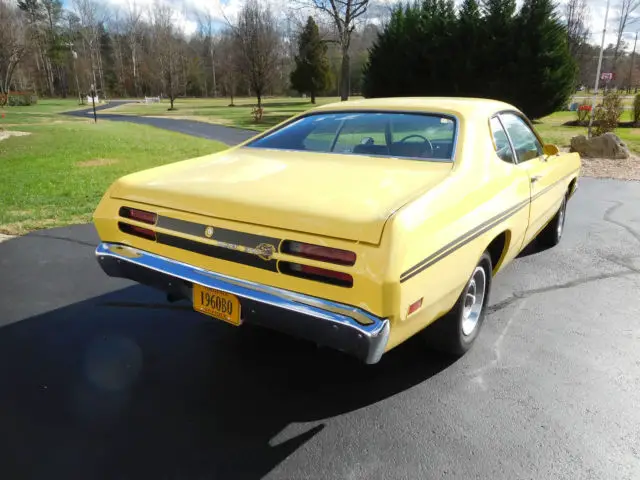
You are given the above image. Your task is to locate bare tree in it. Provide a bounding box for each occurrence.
[217,31,240,105]
[299,0,370,100]
[152,1,182,109]
[197,10,218,97]
[125,1,142,97]
[0,0,29,103]
[229,0,281,107]
[565,0,590,58]
[612,0,640,76]
[72,0,104,95]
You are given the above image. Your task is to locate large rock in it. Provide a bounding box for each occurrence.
[570,133,631,159]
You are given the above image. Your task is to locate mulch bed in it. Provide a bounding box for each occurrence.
[563,120,638,128]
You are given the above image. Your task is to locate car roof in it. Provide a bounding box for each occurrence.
[310,97,519,119]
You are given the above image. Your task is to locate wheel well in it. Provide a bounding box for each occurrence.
[487,231,510,273]
[568,178,578,198]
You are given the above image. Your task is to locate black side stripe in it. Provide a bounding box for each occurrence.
[156,232,278,272]
[400,199,529,282]
[400,169,579,283]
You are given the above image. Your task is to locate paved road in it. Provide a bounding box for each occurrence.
[64,101,257,145]
[0,178,639,480]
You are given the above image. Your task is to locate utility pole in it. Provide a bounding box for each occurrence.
[587,0,611,139]
[628,31,638,92]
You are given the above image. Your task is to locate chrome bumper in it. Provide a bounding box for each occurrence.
[95,243,390,364]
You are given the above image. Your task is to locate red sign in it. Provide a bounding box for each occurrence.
[601,72,615,81]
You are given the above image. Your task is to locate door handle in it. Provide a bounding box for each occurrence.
[531,175,542,183]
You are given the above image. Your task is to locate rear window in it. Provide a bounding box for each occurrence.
[245,111,457,161]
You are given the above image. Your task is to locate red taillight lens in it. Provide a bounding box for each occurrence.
[119,206,157,225]
[281,241,356,266]
[118,222,157,241]
[280,262,353,288]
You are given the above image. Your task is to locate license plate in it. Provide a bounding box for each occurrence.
[192,284,242,326]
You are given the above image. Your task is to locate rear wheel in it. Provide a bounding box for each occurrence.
[537,194,567,248]
[423,251,493,356]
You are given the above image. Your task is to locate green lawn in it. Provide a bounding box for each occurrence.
[535,110,640,153]
[0,120,226,234]
[102,96,357,132]
[0,98,86,126]
[1,95,637,235]
[108,96,639,150]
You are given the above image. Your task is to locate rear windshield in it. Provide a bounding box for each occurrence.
[245,111,457,161]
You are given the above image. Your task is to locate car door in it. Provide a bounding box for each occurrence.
[498,111,566,246]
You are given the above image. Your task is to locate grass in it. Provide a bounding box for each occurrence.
[102,96,357,132]
[0,98,86,126]
[0,120,226,234]
[1,95,637,235]
[535,110,640,153]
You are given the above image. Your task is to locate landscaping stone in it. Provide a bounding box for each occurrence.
[570,133,631,159]
[0,234,16,243]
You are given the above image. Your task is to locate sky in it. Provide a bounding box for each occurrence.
[61,0,639,51]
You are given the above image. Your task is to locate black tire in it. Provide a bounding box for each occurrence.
[537,194,567,248]
[423,251,493,356]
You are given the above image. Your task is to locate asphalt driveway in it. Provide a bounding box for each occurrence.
[64,101,257,145]
[0,177,639,480]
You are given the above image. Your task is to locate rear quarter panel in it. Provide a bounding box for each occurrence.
[380,115,532,351]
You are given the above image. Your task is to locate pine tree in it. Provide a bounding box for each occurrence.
[513,0,578,118]
[478,0,519,104]
[290,17,331,104]
[362,0,576,118]
[455,0,482,95]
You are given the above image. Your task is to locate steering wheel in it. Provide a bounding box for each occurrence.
[398,134,434,157]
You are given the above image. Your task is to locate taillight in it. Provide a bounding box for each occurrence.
[119,206,157,225]
[118,221,157,241]
[280,262,353,288]
[281,241,356,266]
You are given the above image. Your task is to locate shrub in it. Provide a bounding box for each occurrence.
[7,91,38,106]
[251,106,264,123]
[592,90,623,136]
[633,93,640,126]
[576,101,592,125]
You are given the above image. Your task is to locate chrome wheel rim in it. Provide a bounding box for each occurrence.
[461,266,487,336]
[557,200,566,238]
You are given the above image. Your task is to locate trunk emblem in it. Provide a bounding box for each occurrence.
[257,243,276,260]
[204,226,214,238]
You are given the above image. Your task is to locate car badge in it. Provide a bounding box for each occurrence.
[204,226,214,238]
[256,243,276,260]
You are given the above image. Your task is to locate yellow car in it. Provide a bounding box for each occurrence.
[93,97,581,364]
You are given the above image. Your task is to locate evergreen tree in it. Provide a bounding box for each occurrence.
[362,0,577,119]
[478,0,518,104]
[454,0,482,95]
[512,0,577,118]
[290,17,331,103]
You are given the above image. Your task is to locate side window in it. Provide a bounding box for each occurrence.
[499,113,543,162]
[490,116,515,163]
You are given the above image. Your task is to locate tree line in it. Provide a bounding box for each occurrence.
[0,0,381,106]
[1,0,639,109]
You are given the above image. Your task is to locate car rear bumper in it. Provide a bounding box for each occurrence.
[95,242,390,364]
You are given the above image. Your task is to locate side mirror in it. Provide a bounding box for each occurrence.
[543,144,559,156]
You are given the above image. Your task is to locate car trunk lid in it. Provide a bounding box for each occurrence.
[109,147,452,244]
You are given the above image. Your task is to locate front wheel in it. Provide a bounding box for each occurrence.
[423,251,493,356]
